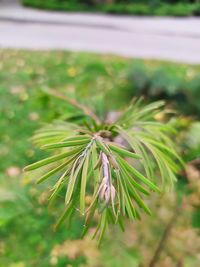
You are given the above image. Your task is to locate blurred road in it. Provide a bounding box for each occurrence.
[1,0,200,64]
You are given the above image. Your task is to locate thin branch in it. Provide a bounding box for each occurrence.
[47,89,101,125]
[148,202,182,267]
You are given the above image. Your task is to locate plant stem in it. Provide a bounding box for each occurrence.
[148,202,182,267]
[47,89,101,125]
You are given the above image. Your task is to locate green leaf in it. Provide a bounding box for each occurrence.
[141,136,184,166]
[81,203,97,237]
[91,143,99,178]
[109,143,142,159]
[119,163,150,195]
[61,135,90,142]
[120,173,137,219]
[36,160,70,184]
[124,176,152,215]
[55,202,73,229]
[118,215,125,232]
[130,138,155,181]
[80,153,89,214]
[48,171,69,207]
[42,139,89,149]
[135,137,177,188]
[116,100,165,127]
[93,154,101,170]
[97,209,107,245]
[115,170,125,215]
[124,193,137,219]
[32,131,68,141]
[85,182,101,213]
[95,138,110,155]
[65,156,85,205]
[137,100,165,116]
[24,147,82,171]
[117,156,161,193]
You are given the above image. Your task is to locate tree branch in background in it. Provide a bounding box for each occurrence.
[47,89,101,125]
[148,202,182,267]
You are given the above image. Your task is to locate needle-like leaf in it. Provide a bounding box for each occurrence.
[24,147,81,171]
[36,154,78,184]
[95,138,110,155]
[109,143,142,159]
[55,202,74,229]
[80,153,89,214]
[65,156,85,205]
[42,139,90,149]
[117,156,161,193]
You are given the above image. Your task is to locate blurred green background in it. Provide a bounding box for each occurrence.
[0,50,200,267]
[22,0,200,16]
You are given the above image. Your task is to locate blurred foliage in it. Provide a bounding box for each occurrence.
[22,0,200,16]
[127,61,200,117]
[0,50,199,267]
[184,122,200,161]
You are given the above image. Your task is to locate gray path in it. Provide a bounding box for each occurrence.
[1,0,200,64]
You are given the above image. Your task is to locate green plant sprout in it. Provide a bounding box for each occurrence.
[24,94,183,244]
